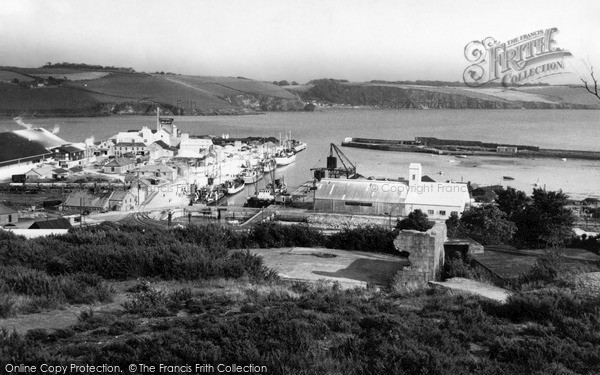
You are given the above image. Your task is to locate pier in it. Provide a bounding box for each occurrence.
[341,137,600,161]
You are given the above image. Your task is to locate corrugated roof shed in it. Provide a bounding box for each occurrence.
[29,218,72,229]
[62,190,112,209]
[0,132,51,164]
[315,179,407,203]
[105,157,134,167]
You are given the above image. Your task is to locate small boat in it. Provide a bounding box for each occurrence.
[290,140,307,152]
[438,171,444,175]
[503,176,515,181]
[561,158,567,162]
[226,178,245,195]
[274,150,296,166]
[262,158,277,173]
[242,168,264,184]
[456,155,467,159]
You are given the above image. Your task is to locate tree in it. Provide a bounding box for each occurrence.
[581,66,600,101]
[494,187,530,220]
[513,189,575,248]
[397,209,433,232]
[445,211,462,237]
[278,80,290,86]
[458,205,516,245]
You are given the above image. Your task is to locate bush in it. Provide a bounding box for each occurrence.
[326,225,397,254]
[397,209,433,231]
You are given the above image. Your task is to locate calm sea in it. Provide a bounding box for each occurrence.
[1,109,599,200]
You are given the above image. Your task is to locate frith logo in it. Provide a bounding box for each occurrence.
[463,27,572,87]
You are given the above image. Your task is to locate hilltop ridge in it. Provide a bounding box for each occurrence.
[0,65,598,118]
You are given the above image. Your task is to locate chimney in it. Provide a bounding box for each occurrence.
[408,163,422,186]
[156,106,161,132]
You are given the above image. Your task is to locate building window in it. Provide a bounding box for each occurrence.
[8,215,12,223]
[111,167,115,172]
[427,210,434,215]
[439,210,446,216]
[451,211,458,216]
[344,202,373,207]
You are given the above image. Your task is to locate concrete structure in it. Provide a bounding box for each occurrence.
[103,157,134,174]
[0,203,18,226]
[392,222,447,289]
[313,163,470,219]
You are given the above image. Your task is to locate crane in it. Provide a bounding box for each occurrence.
[311,143,358,180]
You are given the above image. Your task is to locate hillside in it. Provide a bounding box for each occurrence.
[0,67,306,117]
[290,79,600,109]
[0,65,598,117]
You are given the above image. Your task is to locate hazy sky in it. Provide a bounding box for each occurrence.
[0,0,598,83]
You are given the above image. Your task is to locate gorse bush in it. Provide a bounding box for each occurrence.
[3,284,599,374]
[0,266,113,313]
[326,225,397,254]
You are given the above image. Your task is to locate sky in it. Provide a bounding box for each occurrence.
[0,0,599,83]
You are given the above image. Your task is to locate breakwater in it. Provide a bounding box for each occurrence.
[341,137,600,161]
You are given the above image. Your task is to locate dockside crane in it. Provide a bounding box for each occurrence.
[311,143,358,180]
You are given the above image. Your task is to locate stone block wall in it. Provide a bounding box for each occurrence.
[392,223,447,289]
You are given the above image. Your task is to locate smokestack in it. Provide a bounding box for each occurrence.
[156,106,160,132]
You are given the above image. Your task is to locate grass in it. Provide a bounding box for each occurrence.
[2,223,599,373]
[1,280,599,374]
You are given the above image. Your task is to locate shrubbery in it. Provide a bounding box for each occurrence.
[326,225,397,254]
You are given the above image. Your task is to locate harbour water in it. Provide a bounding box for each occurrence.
[1,108,599,200]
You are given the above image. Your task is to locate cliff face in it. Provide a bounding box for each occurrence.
[301,79,598,109]
[220,94,306,112]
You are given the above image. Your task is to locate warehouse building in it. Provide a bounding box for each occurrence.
[314,163,470,220]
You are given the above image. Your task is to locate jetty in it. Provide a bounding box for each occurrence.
[341,137,600,161]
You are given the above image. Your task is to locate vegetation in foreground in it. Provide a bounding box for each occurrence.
[0,221,598,374]
[2,277,599,375]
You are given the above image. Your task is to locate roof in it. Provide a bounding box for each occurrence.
[53,168,70,174]
[115,142,147,147]
[314,178,407,203]
[105,157,134,167]
[0,203,17,215]
[404,182,470,208]
[0,132,52,165]
[62,190,112,208]
[12,128,67,148]
[55,145,84,153]
[109,190,135,202]
[29,218,72,229]
[26,165,54,176]
[138,164,175,173]
[152,140,170,149]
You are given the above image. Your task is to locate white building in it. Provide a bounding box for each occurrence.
[313,163,470,220]
[178,134,213,158]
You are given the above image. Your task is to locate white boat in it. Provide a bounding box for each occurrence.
[262,158,277,173]
[274,150,296,166]
[242,168,264,184]
[561,158,567,162]
[456,155,467,159]
[291,140,307,152]
[226,178,245,195]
